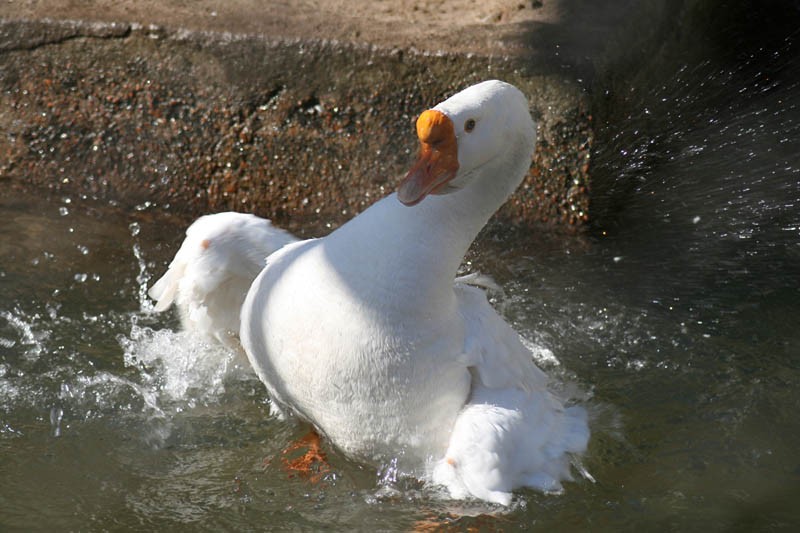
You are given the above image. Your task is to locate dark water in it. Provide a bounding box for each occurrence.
[3,15,800,533]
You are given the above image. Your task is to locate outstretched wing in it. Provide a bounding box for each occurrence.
[149,212,297,348]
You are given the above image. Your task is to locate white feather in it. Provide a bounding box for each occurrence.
[148,212,296,349]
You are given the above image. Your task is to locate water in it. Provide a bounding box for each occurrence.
[3,31,800,533]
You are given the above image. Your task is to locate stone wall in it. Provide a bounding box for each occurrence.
[1,1,687,232]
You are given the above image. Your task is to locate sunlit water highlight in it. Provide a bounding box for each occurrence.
[3,33,800,533]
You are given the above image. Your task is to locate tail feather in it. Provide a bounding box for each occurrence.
[432,384,589,505]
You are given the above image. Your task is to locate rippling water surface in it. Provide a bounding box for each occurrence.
[3,22,800,533]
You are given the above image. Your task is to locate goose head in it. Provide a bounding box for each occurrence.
[397,80,537,206]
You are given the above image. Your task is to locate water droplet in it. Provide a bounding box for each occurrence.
[50,407,63,437]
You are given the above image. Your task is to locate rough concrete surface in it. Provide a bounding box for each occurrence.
[0,1,660,231]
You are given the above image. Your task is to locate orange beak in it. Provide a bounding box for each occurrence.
[397,109,459,206]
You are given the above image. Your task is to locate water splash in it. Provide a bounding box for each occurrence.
[0,216,257,453]
[0,307,49,361]
[118,321,250,407]
[129,221,156,314]
[49,406,63,437]
[116,220,257,409]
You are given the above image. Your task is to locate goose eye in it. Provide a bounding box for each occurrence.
[464,119,476,132]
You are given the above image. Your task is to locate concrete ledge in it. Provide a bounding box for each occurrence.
[0,1,668,232]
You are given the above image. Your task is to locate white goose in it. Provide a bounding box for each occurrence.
[150,80,589,505]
